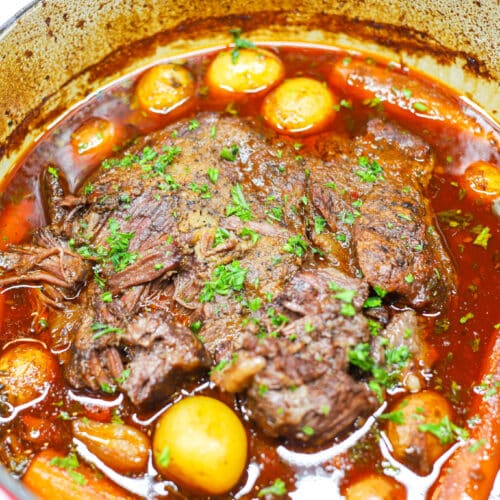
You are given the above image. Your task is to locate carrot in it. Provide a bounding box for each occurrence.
[0,196,35,251]
[329,59,487,140]
[23,449,135,500]
[0,196,35,331]
[431,331,500,499]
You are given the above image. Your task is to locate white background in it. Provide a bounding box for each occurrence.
[0,0,35,29]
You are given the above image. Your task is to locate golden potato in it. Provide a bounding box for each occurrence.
[461,160,500,202]
[136,63,195,115]
[345,474,403,500]
[206,48,284,96]
[70,117,117,158]
[0,342,58,406]
[152,395,247,495]
[72,418,150,474]
[386,390,454,475]
[262,77,337,135]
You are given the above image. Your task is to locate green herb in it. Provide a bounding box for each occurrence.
[283,235,308,257]
[100,382,116,394]
[402,88,412,98]
[335,232,347,242]
[258,478,287,497]
[58,411,71,421]
[188,119,200,131]
[267,307,290,327]
[91,322,124,340]
[50,453,86,486]
[418,416,469,444]
[39,318,48,328]
[363,96,383,108]
[207,167,219,184]
[397,213,413,222]
[214,227,231,246]
[106,218,137,272]
[189,321,202,336]
[437,209,473,229]
[302,425,315,436]
[241,227,261,244]
[385,346,411,366]
[189,182,212,199]
[314,215,327,234]
[210,359,229,374]
[210,125,217,138]
[404,273,414,284]
[200,260,249,302]
[100,291,113,303]
[266,206,283,223]
[47,166,59,178]
[340,99,352,109]
[364,296,382,308]
[413,101,428,112]
[158,446,171,468]
[378,410,405,424]
[247,297,262,312]
[469,439,487,453]
[356,156,384,183]
[226,183,253,221]
[111,409,124,424]
[367,319,382,336]
[83,183,94,195]
[115,368,131,384]
[340,210,360,225]
[304,321,315,333]
[220,144,240,161]
[229,28,256,63]
[472,226,491,249]
[459,312,474,324]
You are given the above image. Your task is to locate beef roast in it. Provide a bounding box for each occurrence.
[0,112,456,443]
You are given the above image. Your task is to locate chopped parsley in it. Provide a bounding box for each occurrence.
[314,215,327,234]
[418,416,469,444]
[50,452,86,486]
[356,156,384,183]
[302,425,315,436]
[207,167,219,184]
[220,144,240,161]
[91,322,124,340]
[189,182,211,199]
[378,409,405,424]
[158,446,171,468]
[229,28,256,63]
[241,227,261,244]
[106,218,137,272]
[258,479,287,497]
[188,118,200,130]
[214,227,231,246]
[459,312,474,324]
[283,235,307,257]
[472,226,491,249]
[226,184,253,221]
[199,260,249,302]
[413,101,429,113]
[47,166,59,178]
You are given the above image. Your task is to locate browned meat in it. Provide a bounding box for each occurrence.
[0,112,455,445]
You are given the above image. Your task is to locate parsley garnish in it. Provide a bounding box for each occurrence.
[158,446,171,468]
[214,227,231,246]
[226,184,253,221]
[378,410,405,424]
[229,28,256,63]
[314,215,327,234]
[106,218,137,272]
[220,144,240,161]
[241,227,261,244]
[200,260,249,302]
[283,235,307,257]
[356,156,384,183]
[472,226,491,249]
[91,322,124,340]
[418,416,468,444]
[50,452,86,486]
[207,167,219,184]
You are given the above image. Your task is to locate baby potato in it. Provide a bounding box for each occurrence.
[262,77,337,135]
[206,48,284,96]
[460,160,500,202]
[136,63,195,116]
[152,395,247,495]
[72,418,150,474]
[345,474,403,500]
[386,390,453,475]
[70,117,117,158]
[0,342,58,406]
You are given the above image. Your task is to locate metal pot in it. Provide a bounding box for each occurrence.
[0,0,498,498]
